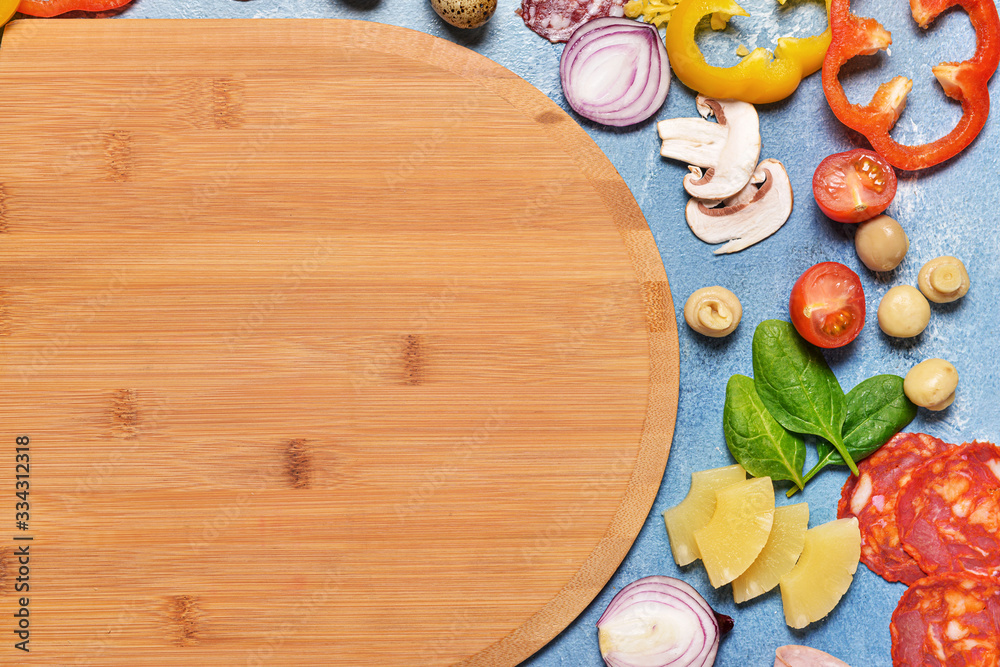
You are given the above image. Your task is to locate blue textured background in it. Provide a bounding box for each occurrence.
[14,0,997,664]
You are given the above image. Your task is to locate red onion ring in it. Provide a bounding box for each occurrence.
[597,576,730,667]
[560,18,671,127]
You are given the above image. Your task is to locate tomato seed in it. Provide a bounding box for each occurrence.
[821,311,854,336]
[853,156,887,192]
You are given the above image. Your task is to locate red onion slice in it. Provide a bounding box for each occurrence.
[568,26,662,122]
[597,576,729,667]
[560,18,670,127]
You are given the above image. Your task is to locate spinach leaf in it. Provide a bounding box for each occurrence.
[799,374,917,484]
[751,320,858,475]
[723,374,806,490]
[842,374,916,459]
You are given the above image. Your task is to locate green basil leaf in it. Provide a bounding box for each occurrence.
[723,374,806,489]
[801,374,917,479]
[751,320,857,475]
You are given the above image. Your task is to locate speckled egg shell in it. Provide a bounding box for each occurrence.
[429,0,497,28]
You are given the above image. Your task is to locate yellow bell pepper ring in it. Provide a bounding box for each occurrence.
[1,0,18,26]
[664,0,832,104]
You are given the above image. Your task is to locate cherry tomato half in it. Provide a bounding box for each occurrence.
[812,149,897,223]
[789,262,865,348]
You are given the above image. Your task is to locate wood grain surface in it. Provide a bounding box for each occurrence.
[0,19,678,665]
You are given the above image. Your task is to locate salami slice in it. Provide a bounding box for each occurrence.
[890,573,1000,667]
[897,440,1000,578]
[837,432,954,585]
[516,0,626,43]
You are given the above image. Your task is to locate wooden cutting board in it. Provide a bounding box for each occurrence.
[0,19,678,665]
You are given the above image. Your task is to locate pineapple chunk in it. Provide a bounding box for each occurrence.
[663,464,747,566]
[694,476,775,588]
[732,503,809,603]
[779,517,860,629]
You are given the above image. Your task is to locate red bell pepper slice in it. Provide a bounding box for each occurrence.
[821,0,1000,171]
[16,0,131,17]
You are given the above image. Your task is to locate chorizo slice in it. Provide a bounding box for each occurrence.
[891,572,1000,667]
[897,440,1000,578]
[837,432,954,584]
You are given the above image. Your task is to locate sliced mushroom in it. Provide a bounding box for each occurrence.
[685,158,792,254]
[657,117,729,167]
[657,95,761,200]
[699,176,758,209]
